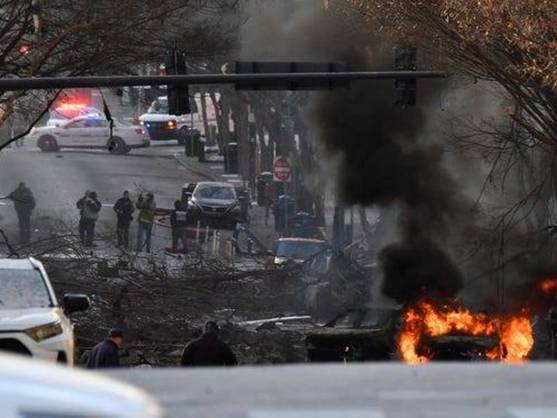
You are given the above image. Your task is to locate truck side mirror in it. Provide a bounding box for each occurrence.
[63,293,90,314]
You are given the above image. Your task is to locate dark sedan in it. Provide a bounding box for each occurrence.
[186,182,240,229]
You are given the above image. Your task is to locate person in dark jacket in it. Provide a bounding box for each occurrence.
[86,328,124,369]
[79,191,102,247]
[170,200,188,253]
[180,321,238,367]
[76,190,90,245]
[136,192,156,253]
[7,182,35,243]
[113,191,134,248]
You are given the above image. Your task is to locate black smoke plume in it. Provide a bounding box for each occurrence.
[312,48,467,303]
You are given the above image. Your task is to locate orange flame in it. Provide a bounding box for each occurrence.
[398,300,533,364]
[540,278,557,295]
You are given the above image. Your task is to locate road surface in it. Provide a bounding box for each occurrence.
[106,363,557,418]
[0,142,209,251]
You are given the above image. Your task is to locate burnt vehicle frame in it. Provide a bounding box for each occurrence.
[305,306,402,362]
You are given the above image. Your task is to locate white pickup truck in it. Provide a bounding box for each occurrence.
[139,96,200,144]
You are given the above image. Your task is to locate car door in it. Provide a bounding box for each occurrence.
[57,118,88,147]
[83,118,110,147]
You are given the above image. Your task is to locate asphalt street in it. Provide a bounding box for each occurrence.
[107,363,557,418]
[0,141,209,252]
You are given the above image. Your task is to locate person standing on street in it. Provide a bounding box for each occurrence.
[7,182,35,244]
[263,181,273,226]
[113,191,134,248]
[180,321,238,367]
[170,200,188,253]
[76,190,90,244]
[81,191,102,247]
[136,192,156,253]
[86,328,124,369]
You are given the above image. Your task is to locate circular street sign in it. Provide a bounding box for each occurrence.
[273,156,291,183]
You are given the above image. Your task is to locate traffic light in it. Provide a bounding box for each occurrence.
[395,47,417,107]
[165,49,191,115]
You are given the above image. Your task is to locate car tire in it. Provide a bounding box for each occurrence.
[38,135,59,152]
[108,137,127,154]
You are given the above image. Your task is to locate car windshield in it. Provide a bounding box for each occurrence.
[195,185,235,200]
[148,99,169,114]
[0,269,52,309]
[275,241,324,259]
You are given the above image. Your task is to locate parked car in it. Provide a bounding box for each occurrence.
[0,258,89,365]
[305,306,402,362]
[28,116,149,154]
[273,237,328,267]
[0,352,163,418]
[186,181,240,229]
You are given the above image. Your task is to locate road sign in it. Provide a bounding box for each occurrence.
[273,156,291,183]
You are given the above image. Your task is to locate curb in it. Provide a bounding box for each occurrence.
[172,152,217,181]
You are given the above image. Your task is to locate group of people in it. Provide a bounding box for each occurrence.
[2,182,190,252]
[87,321,237,369]
[77,190,157,252]
[75,190,189,253]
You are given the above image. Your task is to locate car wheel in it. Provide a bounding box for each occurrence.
[38,135,59,152]
[108,137,127,154]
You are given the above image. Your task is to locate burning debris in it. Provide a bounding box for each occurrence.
[540,278,557,295]
[398,299,534,364]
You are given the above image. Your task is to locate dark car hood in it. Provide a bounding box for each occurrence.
[305,328,389,338]
[193,197,236,207]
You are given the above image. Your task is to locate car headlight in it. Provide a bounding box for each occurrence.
[25,321,63,342]
[188,200,201,210]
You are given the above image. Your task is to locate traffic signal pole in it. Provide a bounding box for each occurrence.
[0,71,446,91]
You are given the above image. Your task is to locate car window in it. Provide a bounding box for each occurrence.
[84,118,106,128]
[360,310,386,328]
[65,119,87,128]
[275,242,324,259]
[0,269,52,309]
[148,99,169,114]
[195,185,235,200]
[333,311,359,328]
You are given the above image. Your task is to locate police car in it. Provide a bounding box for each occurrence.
[28,116,150,154]
[139,96,197,144]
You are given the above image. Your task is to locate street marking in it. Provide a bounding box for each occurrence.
[102,204,114,207]
[509,408,557,418]
[378,390,479,401]
[249,410,385,418]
